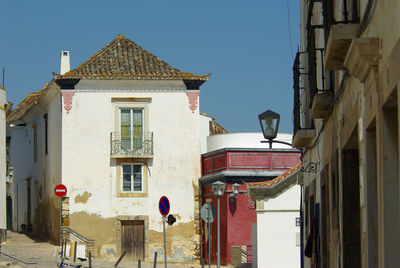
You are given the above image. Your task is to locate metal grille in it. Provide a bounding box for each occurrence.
[111,132,153,157]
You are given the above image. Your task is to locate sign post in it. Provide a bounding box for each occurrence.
[159,196,170,268]
[54,184,67,248]
[201,203,216,268]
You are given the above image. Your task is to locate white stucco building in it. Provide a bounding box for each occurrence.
[246,164,302,268]
[6,34,210,263]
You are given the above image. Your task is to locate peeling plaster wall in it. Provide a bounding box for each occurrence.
[7,87,62,240]
[61,80,201,262]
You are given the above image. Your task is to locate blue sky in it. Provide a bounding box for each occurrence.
[0,1,299,134]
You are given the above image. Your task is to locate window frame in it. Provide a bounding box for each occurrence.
[121,162,144,193]
[113,99,150,135]
[116,158,148,198]
[120,108,144,152]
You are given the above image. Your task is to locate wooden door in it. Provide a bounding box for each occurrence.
[121,220,144,261]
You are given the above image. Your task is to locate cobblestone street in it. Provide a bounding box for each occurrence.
[0,232,232,268]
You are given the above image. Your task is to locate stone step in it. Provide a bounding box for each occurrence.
[0,261,23,268]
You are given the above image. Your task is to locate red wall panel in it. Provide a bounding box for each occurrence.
[272,153,301,169]
[229,152,270,169]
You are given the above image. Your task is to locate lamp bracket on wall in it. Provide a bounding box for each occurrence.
[301,162,318,173]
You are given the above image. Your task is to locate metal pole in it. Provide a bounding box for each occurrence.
[153,251,157,268]
[59,198,62,247]
[217,196,220,268]
[208,221,211,268]
[163,216,167,268]
[73,241,77,262]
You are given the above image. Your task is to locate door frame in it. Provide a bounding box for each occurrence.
[116,215,149,261]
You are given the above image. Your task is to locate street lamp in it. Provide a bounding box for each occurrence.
[229,183,241,200]
[258,109,292,149]
[231,183,240,196]
[211,180,226,268]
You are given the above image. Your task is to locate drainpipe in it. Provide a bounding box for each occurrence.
[300,184,304,268]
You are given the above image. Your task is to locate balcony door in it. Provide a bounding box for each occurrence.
[121,109,143,152]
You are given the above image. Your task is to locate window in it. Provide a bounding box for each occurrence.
[111,98,152,158]
[121,163,143,192]
[121,109,143,152]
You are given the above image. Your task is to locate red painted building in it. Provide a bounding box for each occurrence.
[199,148,301,265]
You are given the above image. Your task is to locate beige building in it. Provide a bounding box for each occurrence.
[293,1,399,268]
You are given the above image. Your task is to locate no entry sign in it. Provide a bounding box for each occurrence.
[54,184,67,197]
[159,196,170,216]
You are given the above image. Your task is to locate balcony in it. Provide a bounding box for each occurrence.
[325,23,359,70]
[292,129,316,149]
[311,92,333,119]
[110,132,153,158]
[344,38,379,82]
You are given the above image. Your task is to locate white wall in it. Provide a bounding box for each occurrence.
[7,84,62,233]
[199,114,212,154]
[62,79,201,231]
[207,132,292,152]
[257,185,301,268]
[8,126,33,231]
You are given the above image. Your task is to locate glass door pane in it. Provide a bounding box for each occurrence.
[121,109,131,151]
[132,110,143,151]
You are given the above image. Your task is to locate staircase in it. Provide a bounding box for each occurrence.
[231,245,252,268]
[61,226,95,258]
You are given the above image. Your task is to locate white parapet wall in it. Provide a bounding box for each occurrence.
[207,132,293,152]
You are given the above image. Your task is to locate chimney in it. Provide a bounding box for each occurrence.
[60,50,70,75]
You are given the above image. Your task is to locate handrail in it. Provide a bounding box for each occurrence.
[61,226,95,258]
[110,131,153,157]
[0,250,37,267]
[62,226,94,243]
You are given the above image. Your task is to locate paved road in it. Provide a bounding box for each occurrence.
[0,232,234,268]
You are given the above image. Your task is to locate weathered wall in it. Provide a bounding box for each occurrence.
[61,79,201,262]
[7,83,62,240]
[298,0,400,267]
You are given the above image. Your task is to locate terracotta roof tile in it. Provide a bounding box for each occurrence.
[58,34,209,81]
[7,83,49,122]
[246,163,302,188]
[7,92,40,122]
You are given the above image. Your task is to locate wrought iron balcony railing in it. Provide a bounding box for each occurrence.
[110,132,153,158]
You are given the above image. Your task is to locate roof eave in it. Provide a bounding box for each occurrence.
[56,73,210,82]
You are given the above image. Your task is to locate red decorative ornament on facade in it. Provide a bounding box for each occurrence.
[186,91,200,113]
[61,91,75,114]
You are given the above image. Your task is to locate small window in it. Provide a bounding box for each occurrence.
[121,163,143,192]
[63,51,68,56]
